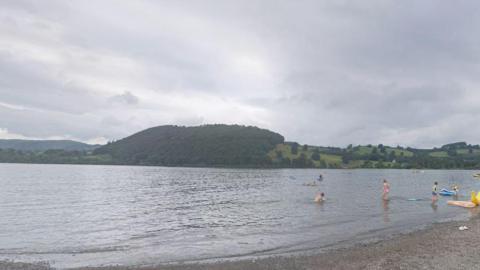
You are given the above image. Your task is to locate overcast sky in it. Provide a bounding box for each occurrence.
[1,0,480,147]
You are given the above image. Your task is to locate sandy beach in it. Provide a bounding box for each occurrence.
[2,212,480,270]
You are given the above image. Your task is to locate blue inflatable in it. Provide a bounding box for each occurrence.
[439,188,456,196]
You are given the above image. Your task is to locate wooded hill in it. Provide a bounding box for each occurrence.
[93,124,284,166]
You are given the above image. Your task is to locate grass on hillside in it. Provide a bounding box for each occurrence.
[457,149,480,155]
[269,144,403,168]
[268,144,342,167]
[429,149,480,157]
[353,146,413,157]
[269,143,480,169]
[430,151,448,157]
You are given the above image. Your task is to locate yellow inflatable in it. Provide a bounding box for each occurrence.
[471,191,480,206]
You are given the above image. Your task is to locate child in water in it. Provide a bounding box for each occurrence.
[314,192,325,203]
[452,184,459,195]
[432,181,438,203]
[382,179,390,200]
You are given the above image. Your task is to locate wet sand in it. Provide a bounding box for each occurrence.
[2,214,480,270]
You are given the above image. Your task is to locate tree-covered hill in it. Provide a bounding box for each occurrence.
[0,139,98,152]
[93,124,284,166]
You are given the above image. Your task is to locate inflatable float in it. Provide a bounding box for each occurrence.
[439,188,456,196]
[471,191,480,206]
[447,191,480,208]
[447,201,476,208]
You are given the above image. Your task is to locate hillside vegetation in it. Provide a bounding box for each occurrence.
[93,125,284,166]
[268,142,480,169]
[1,127,480,169]
[0,139,98,151]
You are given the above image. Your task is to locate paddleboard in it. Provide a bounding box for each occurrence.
[439,189,456,196]
[447,200,476,208]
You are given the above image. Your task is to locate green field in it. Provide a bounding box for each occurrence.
[269,144,343,168]
[268,142,480,169]
[269,144,407,168]
[430,151,448,157]
[457,149,480,155]
[352,146,413,157]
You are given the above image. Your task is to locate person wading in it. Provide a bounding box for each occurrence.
[382,179,390,201]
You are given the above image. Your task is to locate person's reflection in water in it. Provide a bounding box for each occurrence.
[431,202,438,212]
[382,199,390,223]
[468,207,480,218]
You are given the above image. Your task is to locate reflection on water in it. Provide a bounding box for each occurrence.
[0,164,479,268]
[468,207,480,218]
[382,199,390,223]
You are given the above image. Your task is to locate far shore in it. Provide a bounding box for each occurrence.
[2,162,480,171]
[3,211,480,270]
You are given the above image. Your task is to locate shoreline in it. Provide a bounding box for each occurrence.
[3,211,480,270]
[2,162,480,171]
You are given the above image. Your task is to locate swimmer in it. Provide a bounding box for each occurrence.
[314,192,325,203]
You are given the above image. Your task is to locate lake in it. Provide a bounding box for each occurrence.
[1,163,479,268]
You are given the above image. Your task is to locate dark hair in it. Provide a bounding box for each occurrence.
[321,192,325,196]
[434,181,438,185]
[383,179,387,183]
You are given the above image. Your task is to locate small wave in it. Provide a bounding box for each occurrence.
[0,245,129,255]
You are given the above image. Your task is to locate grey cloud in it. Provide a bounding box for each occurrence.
[0,52,102,114]
[109,91,139,105]
[0,105,100,139]
[1,0,480,147]
[101,115,124,127]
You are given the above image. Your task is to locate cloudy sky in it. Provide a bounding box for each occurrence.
[1,0,479,147]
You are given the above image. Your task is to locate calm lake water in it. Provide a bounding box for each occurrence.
[1,164,480,268]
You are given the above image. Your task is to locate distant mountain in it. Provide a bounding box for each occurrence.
[0,139,99,152]
[94,124,284,166]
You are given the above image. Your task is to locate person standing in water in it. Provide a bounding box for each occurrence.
[382,179,390,200]
[432,181,438,203]
[452,184,459,195]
